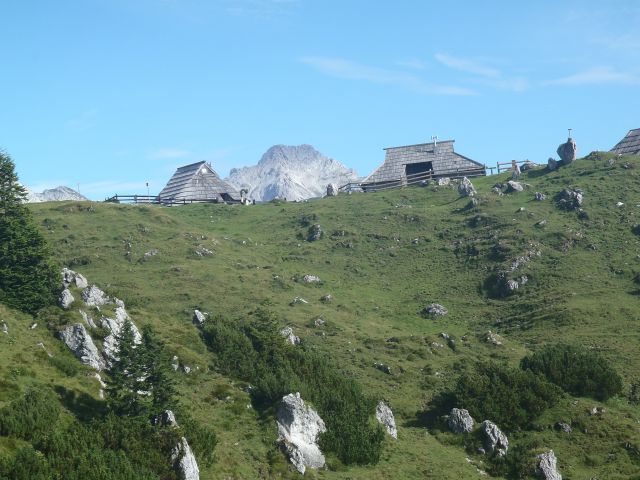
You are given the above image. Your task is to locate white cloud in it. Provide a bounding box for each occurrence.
[148,148,192,159]
[545,66,639,86]
[300,56,475,96]
[435,53,500,78]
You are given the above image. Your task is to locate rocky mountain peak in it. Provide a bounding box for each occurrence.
[26,186,88,203]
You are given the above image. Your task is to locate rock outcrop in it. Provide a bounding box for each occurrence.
[62,268,88,289]
[557,188,583,211]
[192,309,207,327]
[171,437,200,480]
[59,289,75,309]
[536,450,562,480]
[506,181,523,193]
[26,186,88,203]
[307,224,323,242]
[447,408,475,433]
[458,177,476,197]
[557,138,577,166]
[375,401,397,439]
[276,393,327,474]
[58,324,105,371]
[101,312,142,364]
[481,420,508,457]
[81,285,111,307]
[302,274,321,284]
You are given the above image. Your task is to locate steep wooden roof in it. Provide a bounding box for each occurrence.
[363,140,484,184]
[610,128,640,156]
[159,161,240,201]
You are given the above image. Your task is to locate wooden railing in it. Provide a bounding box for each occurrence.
[104,195,237,206]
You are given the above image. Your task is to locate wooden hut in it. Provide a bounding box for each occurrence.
[610,128,640,156]
[159,161,241,204]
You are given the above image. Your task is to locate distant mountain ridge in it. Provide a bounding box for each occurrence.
[26,186,88,203]
[226,145,359,202]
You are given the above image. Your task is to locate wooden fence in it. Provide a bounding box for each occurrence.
[104,195,239,206]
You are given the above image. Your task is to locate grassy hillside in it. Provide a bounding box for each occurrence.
[3,151,640,478]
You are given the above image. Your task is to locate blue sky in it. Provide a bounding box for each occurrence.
[1,0,639,199]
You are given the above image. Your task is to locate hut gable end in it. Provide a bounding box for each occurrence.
[363,139,484,187]
[159,161,240,202]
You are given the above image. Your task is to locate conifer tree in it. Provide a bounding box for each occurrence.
[0,151,58,313]
[139,325,177,413]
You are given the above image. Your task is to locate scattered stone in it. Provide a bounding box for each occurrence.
[458,177,476,197]
[307,224,323,242]
[555,422,572,433]
[374,362,392,374]
[485,331,503,346]
[557,137,577,165]
[447,408,475,433]
[30,322,37,329]
[192,309,207,327]
[439,332,450,340]
[144,249,159,258]
[589,406,605,416]
[62,267,89,289]
[506,180,524,193]
[81,285,110,307]
[536,220,547,227]
[1,321,7,335]
[36,341,53,357]
[547,158,558,171]
[424,303,448,316]
[59,289,75,309]
[411,238,420,244]
[608,158,616,166]
[280,327,301,345]
[313,318,325,327]
[195,246,213,257]
[182,365,192,374]
[491,187,503,196]
[171,437,200,480]
[481,420,508,457]
[290,297,309,306]
[302,274,321,284]
[430,342,444,349]
[616,201,624,207]
[326,183,338,197]
[517,207,525,212]
[172,355,180,371]
[375,401,397,439]
[437,177,451,186]
[320,294,332,303]
[536,450,562,480]
[557,189,583,211]
[276,392,327,475]
[534,192,546,201]
[58,323,106,371]
[521,160,537,171]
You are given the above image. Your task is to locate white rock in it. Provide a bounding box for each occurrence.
[536,450,562,480]
[79,309,98,329]
[101,315,142,364]
[171,437,200,480]
[302,274,321,283]
[375,401,397,439]
[485,331,503,346]
[1,321,7,335]
[481,420,508,457]
[26,186,88,203]
[114,298,126,308]
[291,297,309,305]
[506,180,524,192]
[58,324,106,371]
[82,285,111,307]
[62,268,89,289]
[458,177,476,197]
[424,303,448,316]
[153,409,179,428]
[59,289,75,309]
[276,392,327,474]
[192,309,207,327]
[447,408,475,433]
[437,177,451,186]
[326,183,339,197]
[280,326,301,345]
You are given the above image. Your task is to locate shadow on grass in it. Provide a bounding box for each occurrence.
[54,385,107,422]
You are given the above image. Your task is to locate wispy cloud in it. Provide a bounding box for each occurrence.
[435,53,500,78]
[545,66,639,86]
[435,53,528,92]
[148,148,192,159]
[397,58,426,70]
[300,56,475,96]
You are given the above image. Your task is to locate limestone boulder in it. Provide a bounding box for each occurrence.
[547,158,558,171]
[326,183,338,197]
[153,409,179,428]
[82,285,111,307]
[59,289,75,309]
[58,324,105,371]
[307,224,323,242]
[481,420,508,457]
[557,189,583,211]
[506,181,524,193]
[276,392,327,474]
[458,177,476,197]
[171,437,200,480]
[375,401,397,439]
[302,274,321,284]
[193,309,207,327]
[280,326,301,345]
[447,408,475,433]
[437,177,451,186]
[424,303,448,316]
[101,314,142,364]
[536,450,562,480]
[62,267,89,289]
[557,138,577,165]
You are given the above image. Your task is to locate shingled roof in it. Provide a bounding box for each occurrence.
[610,128,640,156]
[362,140,485,186]
[159,161,240,202]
